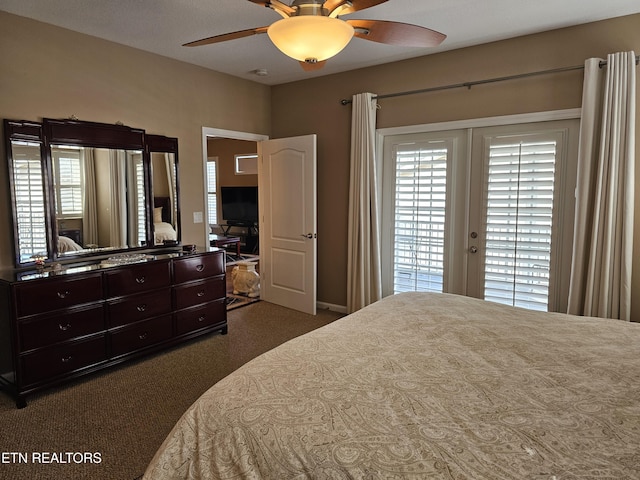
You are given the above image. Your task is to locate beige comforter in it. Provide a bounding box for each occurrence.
[144,293,640,479]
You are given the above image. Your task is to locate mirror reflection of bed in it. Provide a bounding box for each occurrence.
[153,196,177,245]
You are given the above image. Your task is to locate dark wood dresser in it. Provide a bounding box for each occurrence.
[0,249,227,408]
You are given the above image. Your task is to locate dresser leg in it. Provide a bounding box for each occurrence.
[15,395,27,409]
[221,325,228,335]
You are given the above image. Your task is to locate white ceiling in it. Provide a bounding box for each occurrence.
[1,0,639,86]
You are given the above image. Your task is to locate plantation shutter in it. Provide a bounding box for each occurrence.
[12,142,48,260]
[53,148,83,217]
[136,159,146,243]
[483,137,556,311]
[393,143,447,293]
[207,159,218,225]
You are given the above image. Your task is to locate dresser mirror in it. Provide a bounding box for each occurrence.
[148,134,180,246]
[4,118,181,267]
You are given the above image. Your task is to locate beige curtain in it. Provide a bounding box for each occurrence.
[568,51,636,320]
[81,148,98,246]
[109,149,128,247]
[347,92,382,313]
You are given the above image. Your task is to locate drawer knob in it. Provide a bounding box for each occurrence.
[139,332,148,340]
[59,323,72,331]
[135,276,146,284]
[198,315,206,322]
[136,304,147,312]
[197,290,205,297]
[61,355,73,363]
[57,290,71,299]
[196,264,205,272]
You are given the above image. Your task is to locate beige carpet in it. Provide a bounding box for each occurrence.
[0,301,343,480]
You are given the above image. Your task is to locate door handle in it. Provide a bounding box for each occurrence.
[300,233,316,239]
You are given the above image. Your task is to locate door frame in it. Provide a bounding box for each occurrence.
[200,127,269,247]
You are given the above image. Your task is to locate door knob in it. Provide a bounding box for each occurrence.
[301,233,316,239]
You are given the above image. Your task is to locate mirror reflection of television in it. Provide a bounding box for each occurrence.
[221,186,258,225]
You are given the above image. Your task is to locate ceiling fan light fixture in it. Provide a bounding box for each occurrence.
[267,16,354,63]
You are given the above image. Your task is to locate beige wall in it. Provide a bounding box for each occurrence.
[2,10,640,319]
[0,10,270,269]
[207,138,258,189]
[271,14,640,318]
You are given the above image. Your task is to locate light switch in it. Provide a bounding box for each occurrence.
[193,211,203,223]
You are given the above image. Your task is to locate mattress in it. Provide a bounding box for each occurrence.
[143,292,640,479]
[154,222,177,244]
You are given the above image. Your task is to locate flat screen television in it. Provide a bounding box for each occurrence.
[221,186,258,225]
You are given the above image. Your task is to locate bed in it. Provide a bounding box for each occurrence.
[143,292,640,479]
[153,196,178,244]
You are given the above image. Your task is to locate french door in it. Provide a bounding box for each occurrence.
[381,119,579,313]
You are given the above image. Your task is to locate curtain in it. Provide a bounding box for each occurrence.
[165,153,177,224]
[109,149,128,247]
[568,51,636,320]
[81,148,99,246]
[347,92,382,313]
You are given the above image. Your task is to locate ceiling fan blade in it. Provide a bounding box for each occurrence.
[324,0,388,15]
[247,0,295,17]
[299,60,327,71]
[347,19,446,47]
[183,26,269,47]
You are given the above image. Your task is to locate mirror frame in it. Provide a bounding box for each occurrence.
[4,118,181,268]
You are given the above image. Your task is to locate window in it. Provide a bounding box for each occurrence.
[51,146,83,217]
[11,141,48,261]
[234,153,258,175]
[393,142,448,293]
[207,157,218,226]
[483,136,557,311]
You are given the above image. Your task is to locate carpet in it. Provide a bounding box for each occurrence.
[0,301,344,480]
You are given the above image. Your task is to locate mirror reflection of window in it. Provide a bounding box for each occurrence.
[52,146,84,217]
[11,140,48,263]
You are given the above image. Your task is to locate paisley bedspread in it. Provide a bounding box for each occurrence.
[144,292,640,479]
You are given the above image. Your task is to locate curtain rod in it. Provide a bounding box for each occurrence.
[339,55,640,105]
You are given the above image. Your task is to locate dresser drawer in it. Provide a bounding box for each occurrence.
[14,274,103,317]
[105,260,171,297]
[110,315,173,357]
[173,252,224,284]
[173,277,225,310]
[18,304,105,352]
[107,288,172,328]
[175,299,226,336]
[19,335,107,387]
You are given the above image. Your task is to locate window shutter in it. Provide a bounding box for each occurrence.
[393,144,447,293]
[207,160,217,225]
[12,143,48,260]
[483,139,556,311]
[136,160,146,243]
[54,148,83,216]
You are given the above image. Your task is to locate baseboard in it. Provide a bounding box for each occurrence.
[317,301,347,314]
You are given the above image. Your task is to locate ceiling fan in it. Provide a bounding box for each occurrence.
[183,0,446,71]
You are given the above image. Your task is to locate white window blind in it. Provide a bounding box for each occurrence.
[483,138,556,311]
[12,142,48,261]
[207,160,218,225]
[136,159,146,243]
[393,144,447,293]
[52,147,83,217]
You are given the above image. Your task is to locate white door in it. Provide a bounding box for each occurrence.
[382,119,579,313]
[258,135,317,314]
